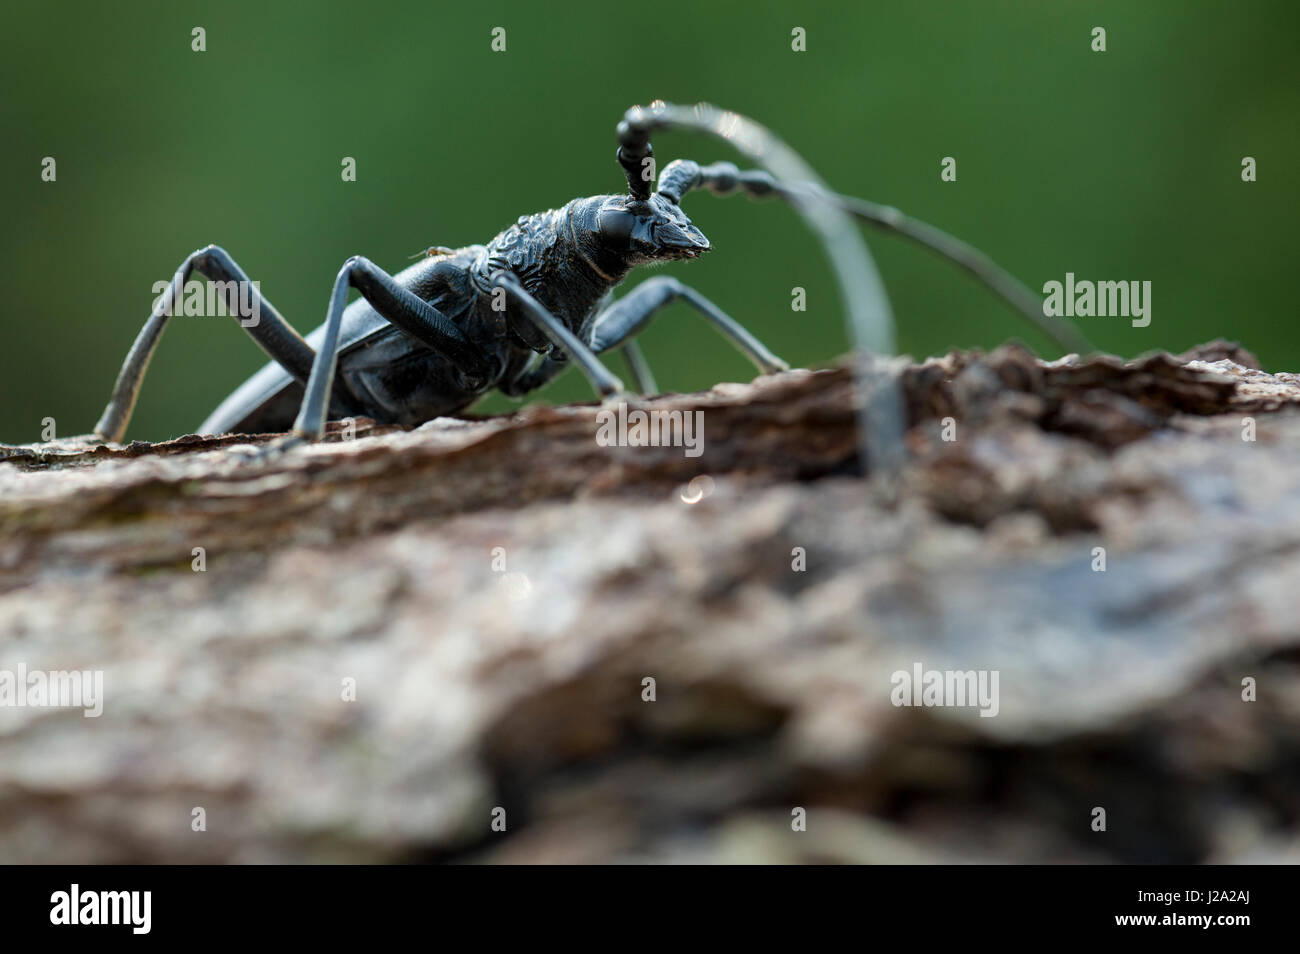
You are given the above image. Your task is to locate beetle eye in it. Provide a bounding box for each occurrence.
[598,210,635,246]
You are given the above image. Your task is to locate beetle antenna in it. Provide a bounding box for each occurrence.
[656,157,1093,356]
[618,101,905,482]
[616,102,658,200]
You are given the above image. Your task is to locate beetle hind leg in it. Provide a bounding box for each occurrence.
[94,245,319,442]
[290,255,492,442]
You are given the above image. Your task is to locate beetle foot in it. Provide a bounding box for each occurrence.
[236,432,309,466]
[600,389,639,410]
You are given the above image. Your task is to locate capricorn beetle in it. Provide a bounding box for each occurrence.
[91,102,1090,448]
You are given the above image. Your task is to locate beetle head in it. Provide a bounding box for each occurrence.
[587,193,710,267]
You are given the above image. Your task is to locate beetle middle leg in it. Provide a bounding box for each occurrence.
[290,255,494,441]
[588,275,788,375]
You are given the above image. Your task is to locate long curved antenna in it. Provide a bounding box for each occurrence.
[657,159,1093,356]
[619,102,905,478]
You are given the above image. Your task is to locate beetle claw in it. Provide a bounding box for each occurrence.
[237,432,308,466]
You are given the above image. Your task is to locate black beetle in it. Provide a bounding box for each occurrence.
[91,102,1089,448]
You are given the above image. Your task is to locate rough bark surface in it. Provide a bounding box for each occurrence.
[2,339,1298,863]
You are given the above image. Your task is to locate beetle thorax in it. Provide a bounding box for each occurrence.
[474,201,629,337]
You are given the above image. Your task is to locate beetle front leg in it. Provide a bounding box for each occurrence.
[588,276,788,375]
[290,256,493,442]
[496,341,656,398]
[618,341,658,395]
[658,158,1094,356]
[490,271,625,401]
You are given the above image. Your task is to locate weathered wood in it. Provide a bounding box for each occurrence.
[2,340,1298,863]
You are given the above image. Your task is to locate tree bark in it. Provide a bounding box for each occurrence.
[2,339,1297,863]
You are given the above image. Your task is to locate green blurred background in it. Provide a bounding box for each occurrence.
[1,0,1295,442]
